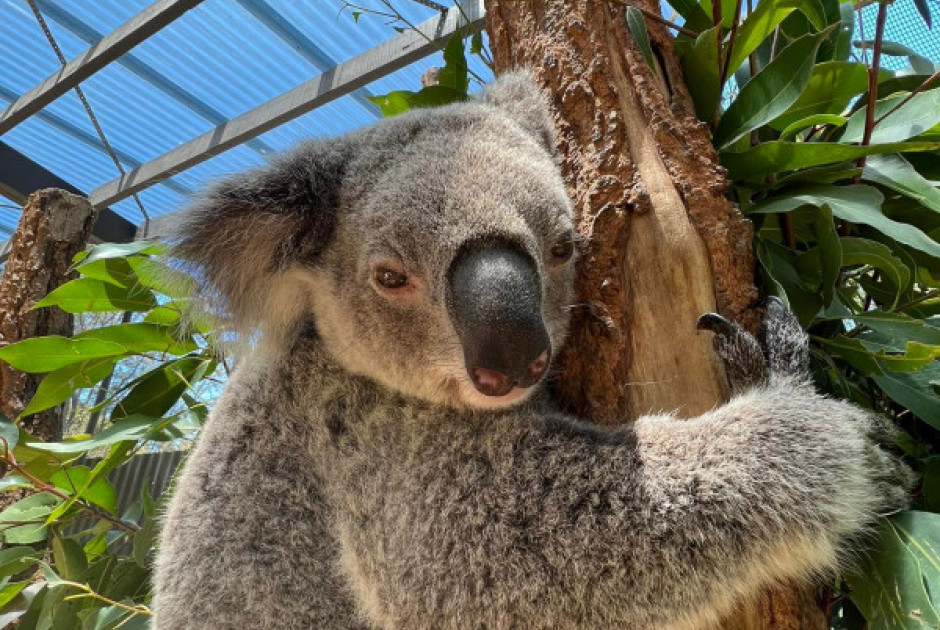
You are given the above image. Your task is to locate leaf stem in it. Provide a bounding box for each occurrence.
[0,437,140,533]
[854,0,888,176]
[719,0,744,89]
[873,69,940,127]
[58,580,152,615]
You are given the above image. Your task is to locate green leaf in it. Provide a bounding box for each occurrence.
[437,32,468,93]
[50,466,117,514]
[0,547,40,580]
[0,337,126,373]
[779,114,846,141]
[19,357,116,418]
[73,240,164,266]
[127,255,198,298]
[842,89,940,144]
[0,581,29,610]
[864,154,940,214]
[816,336,883,375]
[33,278,156,314]
[854,40,936,75]
[715,27,834,148]
[133,518,155,568]
[720,140,940,180]
[676,25,721,123]
[874,362,940,429]
[74,257,138,288]
[748,185,940,259]
[849,514,940,630]
[841,237,912,303]
[626,8,657,76]
[665,0,713,32]
[75,322,197,356]
[51,536,87,581]
[771,61,872,130]
[812,205,841,305]
[0,492,61,523]
[24,415,162,454]
[756,239,823,325]
[725,0,822,78]
[112,357,215,420]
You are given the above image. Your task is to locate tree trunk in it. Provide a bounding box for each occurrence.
[484,1,825,629]
[0,188,96,442]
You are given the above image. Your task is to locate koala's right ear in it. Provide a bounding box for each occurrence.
[481,70,558,155]
[172,139,351,344]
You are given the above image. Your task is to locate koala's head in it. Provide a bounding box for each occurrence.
[175,72,576,410]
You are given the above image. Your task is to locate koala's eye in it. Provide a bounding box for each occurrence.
[549,237,575,263]
[374,266,409,290]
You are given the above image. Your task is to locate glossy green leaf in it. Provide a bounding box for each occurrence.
[0,548,40,580]
[51,536,87,581]
[750,184,940,258]
[874,362,940,429]
[816,336,883,375]
[812,205,841,305]
[24,415,162,454]
[864,154,940,214]
[720,140,940,180]
[854,40,936,75]
[715,28,833,148]
[771,62,872,130]
[856,312,940,346]
[626,8,657,75]
[0,337,126,373]
[437,31,468,93]
[75,322,197,356]
[50,466,117,514]
[676,25,721,123]
[72,240,164,266]
[725,0,824,78]
[779,114,846,141]
[849,514,940,630]
[74,257,138,288]
[112,357,215,420]
[33,278,156,313]
[756,239,823,325]
[19,357,117,418]
[0,581,29,609]
[665,0,712,32]
[842,89,940,144]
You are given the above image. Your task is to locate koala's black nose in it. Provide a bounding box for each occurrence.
[447,243,551,396]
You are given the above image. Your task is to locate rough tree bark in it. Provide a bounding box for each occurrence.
[0,188,96,442]
[484,1,826,630]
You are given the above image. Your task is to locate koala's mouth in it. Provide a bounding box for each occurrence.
[467,349,551,397]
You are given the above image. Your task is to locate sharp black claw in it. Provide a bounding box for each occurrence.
[696,313,736,337]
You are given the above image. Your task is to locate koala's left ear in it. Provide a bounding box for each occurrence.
[171,138,351,343]
[481,70,558,154]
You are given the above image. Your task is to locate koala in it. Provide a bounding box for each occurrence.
[152,72,911,630]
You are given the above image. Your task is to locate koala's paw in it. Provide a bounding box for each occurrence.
[758,296,810,378]
[698,297,810,393]
[696,312,768,393]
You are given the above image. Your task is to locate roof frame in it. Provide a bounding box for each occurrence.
[89,0,485,210]
[0,0,205,136]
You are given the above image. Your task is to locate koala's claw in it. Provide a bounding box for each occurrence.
[758,297,810,379]
[698,312,768,394]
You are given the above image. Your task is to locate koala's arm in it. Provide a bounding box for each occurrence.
[351,302,910,630]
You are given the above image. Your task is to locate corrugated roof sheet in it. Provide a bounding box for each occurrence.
[0,0,490,232]
[0,0,937,240]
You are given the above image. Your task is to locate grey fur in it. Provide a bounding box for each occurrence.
[154,72,911,630]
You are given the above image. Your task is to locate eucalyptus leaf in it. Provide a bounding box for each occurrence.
[112,357,215,420]
[715,27,834,149]
[720,140,940,180]
[676,25,721,123]
[19,357,117,418]
[72,241,165,266]
[24,415,163,454]
[724,0,824,78]
[863,154,940,214]
[626,8,657,76]
[874,362,940,429]
[841,89,940,144]
[33,278,156,314]
[770,61,872,130]
[0,337,126,373]
[779,114,846,141]
[51,536,87,582]
[50,466,118,515]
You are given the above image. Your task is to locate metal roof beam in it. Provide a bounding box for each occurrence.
[0,0,204,136]
[89,0,485,209]
[0,141,136,262]
[232,0,379,116]
[30,0,274,157]
[0,85,194,200]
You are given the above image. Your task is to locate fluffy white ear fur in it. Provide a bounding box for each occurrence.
[481,71,558,154]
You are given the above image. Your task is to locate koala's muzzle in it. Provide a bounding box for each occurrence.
[447,244,551,397]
